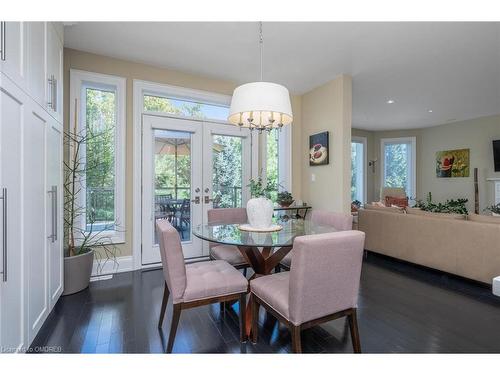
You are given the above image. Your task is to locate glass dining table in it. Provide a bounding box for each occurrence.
[193,218,338,336]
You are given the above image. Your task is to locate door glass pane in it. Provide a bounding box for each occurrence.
[351,141,364,203]
[84,87,116,232]
[212,135,242,208]
[383,142,411,197]
[143,94,229,122]
[266,129,279,201]
[153,129,191,243]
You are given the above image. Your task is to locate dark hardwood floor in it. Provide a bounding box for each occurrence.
[30,252,500,353]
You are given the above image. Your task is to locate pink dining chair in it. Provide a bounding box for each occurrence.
[208,208,250,273]
[250,230,365,353]
[279,210,353,270]
[156,219,249,353]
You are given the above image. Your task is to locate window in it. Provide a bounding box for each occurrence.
[264,126,291,201]
[381,137,416,200]
[70,70,126,243]
[351,137,366,203]
[143,94,229,121]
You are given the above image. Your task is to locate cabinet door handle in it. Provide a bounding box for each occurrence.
[0,21,5,61]
[48,186,57,242]
[47,76,53,109]
[52,76,57,112]
[1,188,7,282]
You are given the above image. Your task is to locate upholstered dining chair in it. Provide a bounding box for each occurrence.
[208,208,250,273]
[250,230,365,353]
[279,209,353,270]
[156,219,249,353]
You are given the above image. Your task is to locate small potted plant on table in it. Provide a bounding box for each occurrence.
[277,190,294,208]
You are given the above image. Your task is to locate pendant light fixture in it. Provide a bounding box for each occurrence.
[228,22,293,132]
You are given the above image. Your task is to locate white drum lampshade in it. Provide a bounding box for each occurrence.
[228,82,293,130]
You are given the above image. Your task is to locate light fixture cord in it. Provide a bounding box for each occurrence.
[259,21,263,81]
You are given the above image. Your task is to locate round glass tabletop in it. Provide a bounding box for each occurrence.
[192,219,337,248]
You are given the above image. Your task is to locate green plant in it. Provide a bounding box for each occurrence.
[277,191,294,205]
[247,176,276,199]
[64,101,120,272]
[485,203,500,215]
[413,192,468,215]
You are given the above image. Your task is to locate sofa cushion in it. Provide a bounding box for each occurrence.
[364,204,405,213]
[406,207,465,220]
[183,260,248,302]
[385,196,409,208]
[468,213,500,225]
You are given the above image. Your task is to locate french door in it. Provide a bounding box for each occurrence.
[141,114,254,265]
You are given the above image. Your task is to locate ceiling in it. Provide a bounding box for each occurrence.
[64,22,500,131]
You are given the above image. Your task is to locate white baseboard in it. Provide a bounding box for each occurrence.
[92,255,133,276]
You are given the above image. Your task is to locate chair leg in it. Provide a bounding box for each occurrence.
[166,304,182,353]
[291,325,302,353]
[239,294,247,343]
[348,309,362,353]
[274,264,281,273]
[250,296,259,344]
[158,282,170,328]
[243,267,247,278]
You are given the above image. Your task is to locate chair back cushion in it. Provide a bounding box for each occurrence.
[311,210,353,231]
[207,208,248,249]
[289,230,365,325]
[208,207,247,224]
[156,219,187,302]
[381,187,406,200]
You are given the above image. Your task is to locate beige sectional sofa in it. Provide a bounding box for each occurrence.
[358,207,500,284]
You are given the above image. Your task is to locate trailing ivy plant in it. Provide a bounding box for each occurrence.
[413,192,468,215]
[485,203,500,215]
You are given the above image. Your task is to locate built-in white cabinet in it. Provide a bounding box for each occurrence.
[0,21,63,352]
[0,22,27,88]
[0,75,26,353]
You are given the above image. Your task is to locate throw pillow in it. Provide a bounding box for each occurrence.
[385,196,409,208]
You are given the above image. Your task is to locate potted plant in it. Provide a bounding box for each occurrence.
[485,203,500,217]
[63,103,120,295]
[246,176,276,229]
[277,190,294,207]
[413,192,468,215]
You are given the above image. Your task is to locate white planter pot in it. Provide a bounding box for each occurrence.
[246,197,274,229]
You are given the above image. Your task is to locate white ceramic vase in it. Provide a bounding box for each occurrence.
[246,197,274,229]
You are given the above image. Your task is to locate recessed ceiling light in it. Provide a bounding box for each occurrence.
[386,99,395,104]
[428,109,433,113]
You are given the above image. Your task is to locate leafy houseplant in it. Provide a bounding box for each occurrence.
[246,177,276,229]
[63,100,120,295]
[485,203,500,216]
[413,192,469,215]
[277,191,294,207]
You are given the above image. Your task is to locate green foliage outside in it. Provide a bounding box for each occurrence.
[384,143,408,190]
[212,135,242,208]
[266,129,279,202]
[351,142,360,202]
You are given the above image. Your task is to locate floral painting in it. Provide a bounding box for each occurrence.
[309,131,329,166]
[436,148,470,177]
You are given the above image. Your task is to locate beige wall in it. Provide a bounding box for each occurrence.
[300,75,352,213]
[64,48,303,257]
[354,114,500,212]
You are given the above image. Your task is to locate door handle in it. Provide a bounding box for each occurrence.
[1,188,7,282]
[204,196,213,204]
[191,196,200,204]
[0,22,5,61]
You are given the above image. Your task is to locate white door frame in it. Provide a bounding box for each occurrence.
[132,80,258,269]
[352,136,367,204]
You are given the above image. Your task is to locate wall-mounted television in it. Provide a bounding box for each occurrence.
[494,140,500,172]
